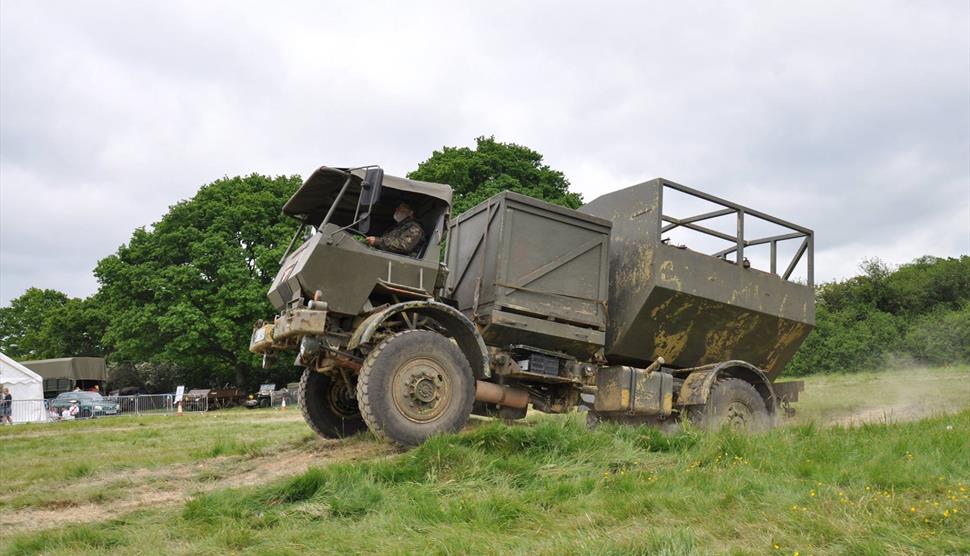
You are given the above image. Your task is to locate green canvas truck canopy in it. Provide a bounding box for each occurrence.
[21,357,108,382]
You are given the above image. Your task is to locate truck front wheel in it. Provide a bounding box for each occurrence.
[688,377,770,432]
[357,330,475,448]
[299,368,367,439]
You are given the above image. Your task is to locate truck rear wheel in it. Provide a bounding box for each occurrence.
[689,377,770,432]
[357,330,475,448]
[299,368,367,439]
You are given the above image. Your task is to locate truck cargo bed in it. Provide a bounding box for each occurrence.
[580,178,815,380]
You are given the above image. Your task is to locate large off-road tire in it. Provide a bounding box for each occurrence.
[689,377,770,432]
[357,330,475,448]
[299,367,367,439]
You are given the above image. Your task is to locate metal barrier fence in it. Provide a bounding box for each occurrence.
[4,399,50,424]
[106,394,209,414]
[1,394,211,425]
[269,390,293,408]
[178,395,209,413]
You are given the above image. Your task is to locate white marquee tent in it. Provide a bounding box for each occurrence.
[0,351,47,423]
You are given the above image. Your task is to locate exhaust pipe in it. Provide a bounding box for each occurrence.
[475,381,530,409]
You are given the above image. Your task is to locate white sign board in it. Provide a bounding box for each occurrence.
[174,385,185,403]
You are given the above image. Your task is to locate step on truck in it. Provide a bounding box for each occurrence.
[250,165,814,446]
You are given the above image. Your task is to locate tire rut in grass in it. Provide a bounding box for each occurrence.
[0,439,389,534]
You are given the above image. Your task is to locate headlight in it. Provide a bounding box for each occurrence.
[94,405,103,410]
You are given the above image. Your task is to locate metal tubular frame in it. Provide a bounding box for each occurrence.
[658,179,814,287]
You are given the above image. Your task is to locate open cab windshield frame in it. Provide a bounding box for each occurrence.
[278,166,453,262]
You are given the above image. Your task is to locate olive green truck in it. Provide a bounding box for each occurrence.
[250,166,813,446]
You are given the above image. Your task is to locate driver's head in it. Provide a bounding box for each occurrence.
[393,202,414,223]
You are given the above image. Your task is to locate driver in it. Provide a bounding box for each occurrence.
[366,202,425,255]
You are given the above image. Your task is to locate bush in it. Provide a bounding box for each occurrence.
[902,303,970,365]
[787,256,970,375]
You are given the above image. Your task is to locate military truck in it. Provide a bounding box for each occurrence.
[251,166,814,446]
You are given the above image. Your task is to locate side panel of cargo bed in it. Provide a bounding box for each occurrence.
[445,192,611,358]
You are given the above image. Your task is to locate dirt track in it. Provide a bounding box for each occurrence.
[0,439,390,534]
[828,403,965,427]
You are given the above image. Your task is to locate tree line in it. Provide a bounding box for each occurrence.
[1,137,966,390]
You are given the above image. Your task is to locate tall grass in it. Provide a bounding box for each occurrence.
[6,410,968,555]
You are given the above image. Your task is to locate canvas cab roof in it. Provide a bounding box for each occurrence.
[282,166,452,227]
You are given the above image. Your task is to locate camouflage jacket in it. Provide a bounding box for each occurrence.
[377,217,425,255]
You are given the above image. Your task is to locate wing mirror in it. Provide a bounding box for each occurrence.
[360,168,383,207]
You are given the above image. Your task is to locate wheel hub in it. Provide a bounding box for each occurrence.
[392,358,451,423]
[327,377,359,417]
[412,376,438,402]
[726,401,752,429]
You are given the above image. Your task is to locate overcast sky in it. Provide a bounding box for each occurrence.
[1,1,968,304]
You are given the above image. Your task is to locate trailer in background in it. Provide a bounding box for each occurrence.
[20,357,107,398]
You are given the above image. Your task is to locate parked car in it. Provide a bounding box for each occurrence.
[51,391,120,418]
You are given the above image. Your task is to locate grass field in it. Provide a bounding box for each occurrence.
[1,367,968,555]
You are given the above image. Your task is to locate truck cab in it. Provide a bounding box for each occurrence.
[269,166,452,314]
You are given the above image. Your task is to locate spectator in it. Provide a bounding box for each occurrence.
[62,401,80,420]
[1,387,11,425]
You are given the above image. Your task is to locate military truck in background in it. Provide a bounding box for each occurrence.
[21,357,108,398]
[250,165,814,446]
